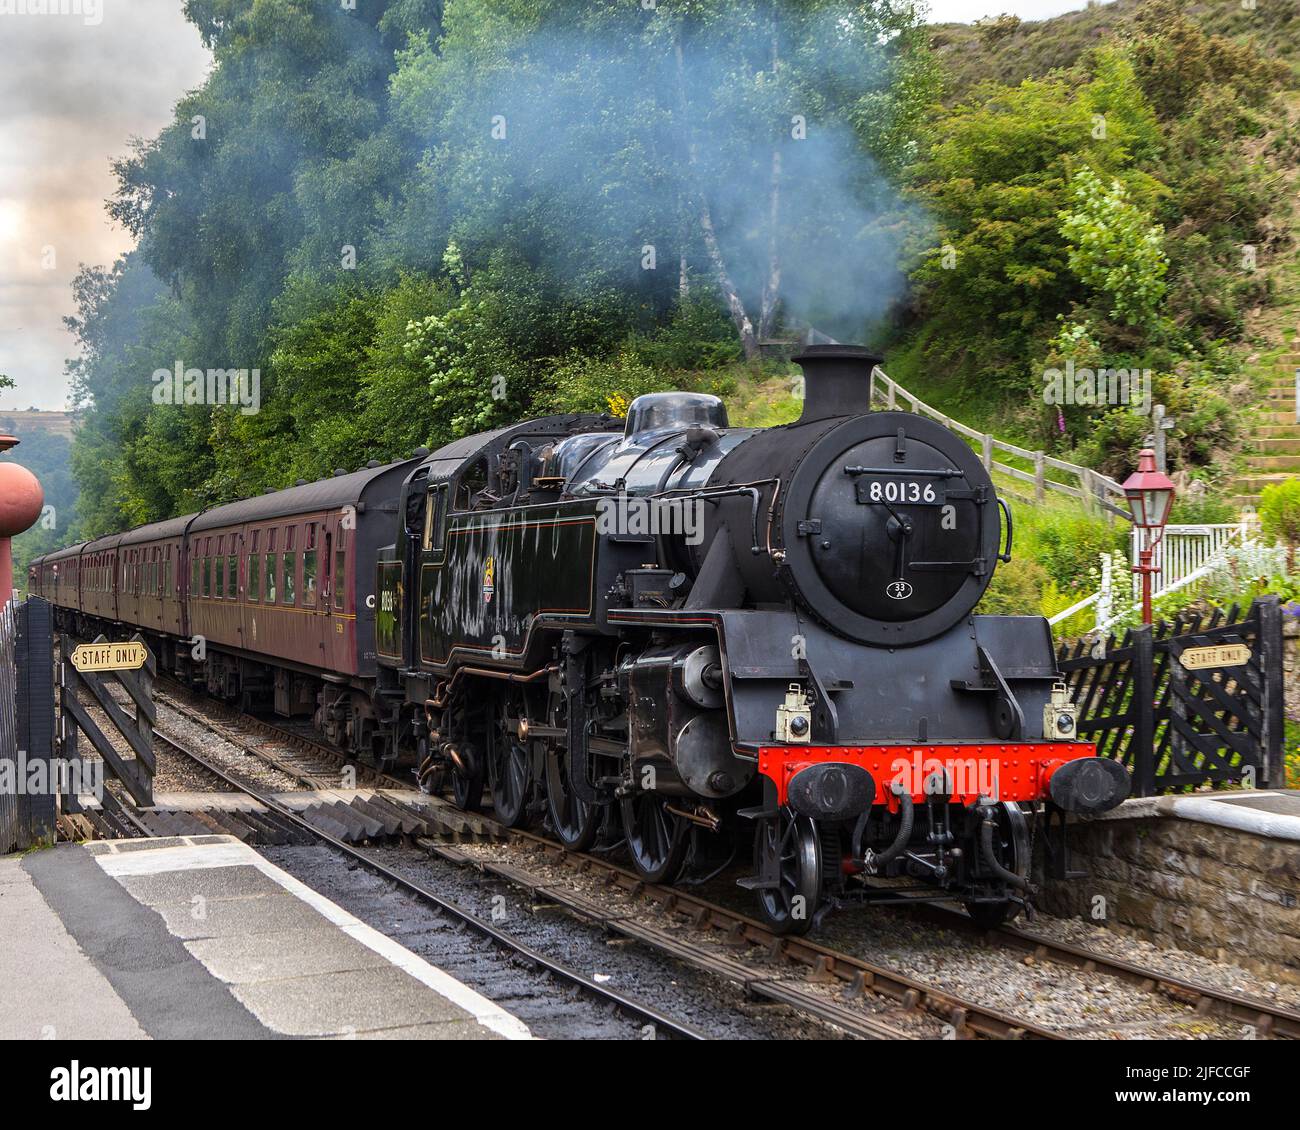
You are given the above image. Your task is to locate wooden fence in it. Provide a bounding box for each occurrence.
[58,633,156,817]
[871,367,1131,517]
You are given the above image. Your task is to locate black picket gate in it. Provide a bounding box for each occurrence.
[1057,595,1286,797]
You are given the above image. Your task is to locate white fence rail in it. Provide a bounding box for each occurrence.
[1134,522,1250,601]
[1048,522,1254,633]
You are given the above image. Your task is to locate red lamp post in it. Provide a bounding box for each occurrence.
[1121,448,1176,626]
[0,434,45,605]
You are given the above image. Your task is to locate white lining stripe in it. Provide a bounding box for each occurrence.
[93,839,532,1040]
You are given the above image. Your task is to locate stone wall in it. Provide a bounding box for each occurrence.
[1038,813,1300,985]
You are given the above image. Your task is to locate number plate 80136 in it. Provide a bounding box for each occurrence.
[855,477,946,506]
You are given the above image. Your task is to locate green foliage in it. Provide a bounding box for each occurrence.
[543,352,687,418]
[628,299,742,372]
[214,272,458,494]
[1169,491,1238,526]
[1259,477,1300,546]
[1026,507,1128,591]
[1059,168,1168,326]
[907,55,1164,390]
[975,555,1051,617]
[1286,719,1300,792]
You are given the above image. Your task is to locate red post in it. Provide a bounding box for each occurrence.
[1138,544,1154,626]
[0,435,45,604]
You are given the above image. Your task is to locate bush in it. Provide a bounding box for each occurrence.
[629,297,742,372]
[1024,507,1127,590]
[541,351,699,418]
[1169,490,1237,525]
[1259,477,1300,547]
[976,555,1051,617]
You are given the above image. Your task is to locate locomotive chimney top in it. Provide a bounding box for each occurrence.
[793,345,882,423]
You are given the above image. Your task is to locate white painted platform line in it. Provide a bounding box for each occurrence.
[93,838,532,1040]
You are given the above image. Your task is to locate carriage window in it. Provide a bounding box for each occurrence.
[249,555,260,602]
[215,556,225,599]
[202,558,211,597]
[282,552,296,604]
[191,557,200,594]
[423,484,447,552]
[227,555,238,599]
[264,555,277,603]
[302,550,317,607]
[286,526,296,552]
[166,561,173,596]
[334,549,346,611]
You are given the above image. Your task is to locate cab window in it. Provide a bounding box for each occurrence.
[423,484,447,553]
[456,458,489,511]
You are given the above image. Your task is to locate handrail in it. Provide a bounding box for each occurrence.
[1049,524,1253,634]
[871,367,1129,514]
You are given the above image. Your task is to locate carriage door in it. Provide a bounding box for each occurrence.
[321,521,344,671]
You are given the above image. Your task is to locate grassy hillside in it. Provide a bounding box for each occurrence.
[931,0,1300,103]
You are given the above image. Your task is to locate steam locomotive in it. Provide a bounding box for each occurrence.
[32,345,1128,933]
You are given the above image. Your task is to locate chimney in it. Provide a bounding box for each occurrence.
[793,345,882,423]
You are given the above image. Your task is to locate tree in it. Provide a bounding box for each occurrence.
[392,0,933,356]
[1059,167,1168,327]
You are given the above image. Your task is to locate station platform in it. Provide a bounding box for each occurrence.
[0,836,531,1041]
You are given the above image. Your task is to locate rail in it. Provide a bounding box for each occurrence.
[871,368,1131,516]
[1048,522,1255,632]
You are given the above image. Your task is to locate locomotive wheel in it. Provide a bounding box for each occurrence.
[544,747,600,852]
[753,809,823,936]
[487,702,532,829]
[450,744,484,812]
[964,801,1029,930]
[621,792,690,885]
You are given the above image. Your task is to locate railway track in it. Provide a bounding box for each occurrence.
[137,683,1300,1041]
[144,686,1040,1038]
[147,727,709,1041]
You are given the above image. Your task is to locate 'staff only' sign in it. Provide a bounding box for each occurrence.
[70,641,148,673]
